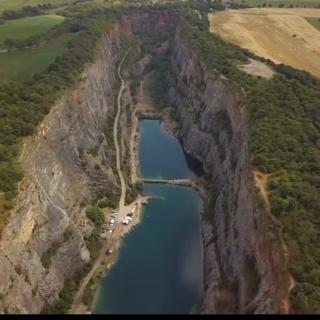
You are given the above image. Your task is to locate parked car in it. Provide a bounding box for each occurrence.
[106,249,113,255]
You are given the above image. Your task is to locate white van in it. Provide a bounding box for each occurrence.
[122,218,129,225]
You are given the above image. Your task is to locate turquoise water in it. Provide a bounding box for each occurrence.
[94,119,203,314]
[139,120,202,179]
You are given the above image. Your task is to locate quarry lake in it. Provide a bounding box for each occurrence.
[94,119,204,314]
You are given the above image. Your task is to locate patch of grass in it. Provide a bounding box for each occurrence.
[0,15,65,48]
[0,33,74,82]
[85,205,105,260]
[306,16,320,30]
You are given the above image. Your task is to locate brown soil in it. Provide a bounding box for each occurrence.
[253,170,271,210]
[209,8,320,78]
[253,170,295,313]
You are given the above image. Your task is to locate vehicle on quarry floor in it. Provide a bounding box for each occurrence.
[106,249,113,255]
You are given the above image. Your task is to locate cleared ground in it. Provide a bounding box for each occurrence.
[209,8,320,78]
[238,58,276,78]
[0,15,64,48]
[0,34,73,82]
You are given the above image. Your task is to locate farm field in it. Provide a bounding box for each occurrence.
[0,33,73,82]
[0,1,71,12]
[223,0,320,8]
[0,15,65,48]
[209,8,320,78]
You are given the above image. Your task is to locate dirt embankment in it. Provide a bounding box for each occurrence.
[253,170,295,313]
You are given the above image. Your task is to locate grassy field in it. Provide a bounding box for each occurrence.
[0,33,73,82]
[0,0,72,12]
[224,0,320,8]
[306,15,320,28]
[209,8,320,78]
[0,15,64,48]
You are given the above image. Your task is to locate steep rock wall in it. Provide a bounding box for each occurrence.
[0,24,132,314]
[167,25,290,314]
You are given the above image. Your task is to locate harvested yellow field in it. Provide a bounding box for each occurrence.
[209,8,320,78]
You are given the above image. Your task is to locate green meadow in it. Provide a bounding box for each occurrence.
[306,16,320,29]
[0,14,65,47]
[0,34,73,82]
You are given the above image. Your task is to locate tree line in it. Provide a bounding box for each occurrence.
[0,4,53,23]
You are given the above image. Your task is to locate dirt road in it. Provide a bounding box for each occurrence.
[114,52,128,210]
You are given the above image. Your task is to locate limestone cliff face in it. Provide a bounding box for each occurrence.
[0,24,132,314]
[167,26,289,314]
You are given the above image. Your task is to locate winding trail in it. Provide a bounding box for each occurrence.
[253,170,295,313]
[114,52,128,210]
